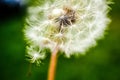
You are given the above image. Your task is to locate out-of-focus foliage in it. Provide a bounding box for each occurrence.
[0,0,120,80]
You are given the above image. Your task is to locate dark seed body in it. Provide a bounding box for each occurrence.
[55,10,76,32]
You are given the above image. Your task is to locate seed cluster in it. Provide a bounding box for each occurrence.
[25,0,111,61]
[55,8,76,32]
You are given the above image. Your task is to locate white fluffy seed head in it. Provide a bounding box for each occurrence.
[24,0,111,62]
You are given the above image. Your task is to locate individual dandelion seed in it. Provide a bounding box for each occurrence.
[24,0,111,80]
[26,46,46,64]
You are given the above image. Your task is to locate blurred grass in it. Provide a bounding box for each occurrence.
[0,0,120,80]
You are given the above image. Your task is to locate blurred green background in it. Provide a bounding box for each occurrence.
[0,0,120,80]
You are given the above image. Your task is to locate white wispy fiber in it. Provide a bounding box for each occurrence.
[24,0,111,62]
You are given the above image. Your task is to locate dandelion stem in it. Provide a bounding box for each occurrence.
[47,44,59,80]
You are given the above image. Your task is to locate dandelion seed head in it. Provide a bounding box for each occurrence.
[24,0,111,60]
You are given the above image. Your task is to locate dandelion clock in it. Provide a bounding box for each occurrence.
[24,0,111,80]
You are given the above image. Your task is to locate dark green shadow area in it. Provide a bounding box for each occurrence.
[0,0,120,80]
